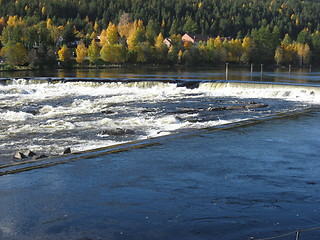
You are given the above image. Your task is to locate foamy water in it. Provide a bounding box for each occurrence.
[0,78,318,165]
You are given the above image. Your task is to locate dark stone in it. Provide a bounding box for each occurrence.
[63,147,71,154]
[32,154,48,160]
[98,128,135,136]
[14,151,27,160]
[24,149,36,157]
[102,110,114,115]
[207,107,226,111]
[26,110,40,115]
[245,103,268,109]
[171,108,199,114]
[225,105,245,110]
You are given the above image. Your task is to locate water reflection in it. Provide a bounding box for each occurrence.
[1,67,320,85]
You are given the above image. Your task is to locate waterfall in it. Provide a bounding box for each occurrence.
[199,82,320,104]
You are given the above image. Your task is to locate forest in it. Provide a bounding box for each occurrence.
[0,0,320,68]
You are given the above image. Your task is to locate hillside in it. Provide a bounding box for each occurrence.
[1,0,320,38]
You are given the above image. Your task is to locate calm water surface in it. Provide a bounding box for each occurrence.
[0,111,319,240]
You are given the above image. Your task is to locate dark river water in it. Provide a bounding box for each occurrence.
[0,67,319,239]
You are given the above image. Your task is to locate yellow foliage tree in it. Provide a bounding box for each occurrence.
[297,43,311,65]
[76,41,87,64]
[105,22,118,45]
[155,33,164,49]
[87,39,100,64]
[7,15,18,26]
[127,20,145,50]
[99,29,107,46]
[0,42,28,65]
[100,44,127,63]
[214,36,223,49]
[228,38,243,62]
[283,43,297,64]
[93,21,99,32]
[117,13,133,38]
[58,45,71,62]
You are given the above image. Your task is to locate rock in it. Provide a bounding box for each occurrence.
[207,107,226,111]
[32,154,48,160]
[23,149,36,157]
[62,147,71,154]
[245,103,268,109]
[14,151,27,160]
[171,108,199,114]
[225,105,245,110]
[26,110,40,115]
[101,110,114,115]
[98,128,135,136]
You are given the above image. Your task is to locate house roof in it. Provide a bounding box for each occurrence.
[182,33,213,43]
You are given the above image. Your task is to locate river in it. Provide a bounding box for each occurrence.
[0,67,319,239]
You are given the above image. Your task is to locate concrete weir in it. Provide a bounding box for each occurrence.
[0,107,316,176]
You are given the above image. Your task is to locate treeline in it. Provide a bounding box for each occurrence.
[2,0,320,39]
[0,16,317,68]
[1,0,320,68]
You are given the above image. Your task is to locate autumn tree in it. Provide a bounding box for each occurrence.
[0,42,28,65]
[105,22,118,45]
[100,44,127,63]
[297,43,311,66]
[154,33,168,63]
[117,13,133,38]
[227,39,242,63]
[76,41,87,64]
[87,39,100,64]
[127,20,146,50]
[58,45,71,62]
[241,37,253,64]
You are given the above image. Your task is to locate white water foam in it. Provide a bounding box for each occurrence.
[199,82,320,104]
[0,79,318,165]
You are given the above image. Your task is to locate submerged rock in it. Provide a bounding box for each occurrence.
[245,103,268,109]
[225,105,245,110]
[98,128,135,136]
[32,154,48,160]
[101,110,114,115]
[207,107,226,111]
[171,108,199,114]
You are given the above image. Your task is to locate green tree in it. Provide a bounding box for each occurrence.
[0,42,28,65]
[183,17,198,33]
[146,19,157,45]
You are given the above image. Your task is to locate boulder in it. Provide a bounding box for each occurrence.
[24,149,36,157]
[14,151,27,160]
[62,147,71,154]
